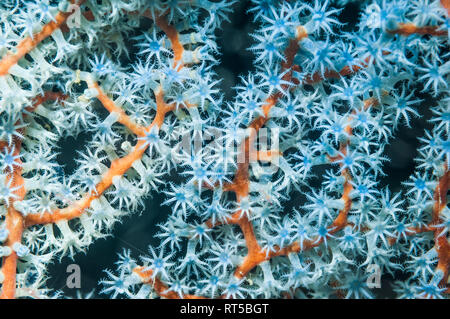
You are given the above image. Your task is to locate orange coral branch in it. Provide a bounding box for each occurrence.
[232,90,368,281]
[138,27,307,297]
[208,30,309,279]
[0,8,193,296]
[303,53,390,85]
[140,11,185,69]
[131,16,441,294]
[234,216,266,279]
[131,5,450,296]
[0,0,86,77]
[1,7,192,296]
[0,92,66,299]
[387,23,448,36]
[222,29,307,196]
[0,158,25,299]
[89,81,147,136]
[388,225,433,245]
[441,0,450,15]
[254,150,282,162]
[432,168,450,286]
[155,16,184,67]
[387,167,450,289]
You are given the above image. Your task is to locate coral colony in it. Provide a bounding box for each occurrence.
[0,0,449,299]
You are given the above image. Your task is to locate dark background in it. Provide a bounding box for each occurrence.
[47,0,434,298]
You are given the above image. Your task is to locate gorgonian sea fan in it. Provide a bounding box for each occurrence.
[0,0,449,299]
